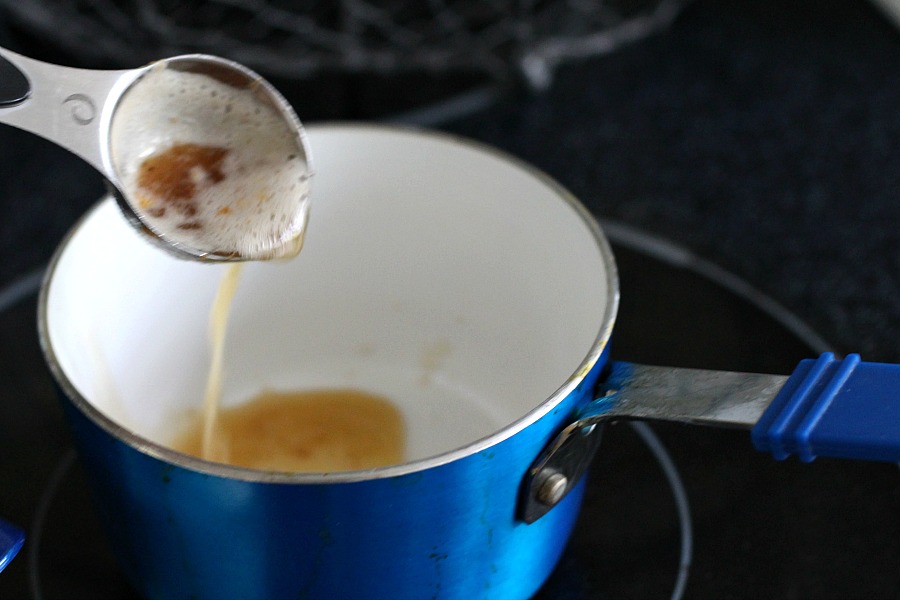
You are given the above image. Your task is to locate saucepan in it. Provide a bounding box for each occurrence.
[23,124,900,599]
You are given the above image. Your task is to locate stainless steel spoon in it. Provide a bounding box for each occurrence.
[0,47,311,262]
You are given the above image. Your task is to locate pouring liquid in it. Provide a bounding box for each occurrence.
[172,264,407,473]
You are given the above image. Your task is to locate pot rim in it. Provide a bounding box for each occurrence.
[37,122,620,484]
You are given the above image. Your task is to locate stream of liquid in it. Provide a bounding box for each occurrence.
[171,264,406,472]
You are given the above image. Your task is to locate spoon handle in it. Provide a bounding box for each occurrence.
[0,46,134,175]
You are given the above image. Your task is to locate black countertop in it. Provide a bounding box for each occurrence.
[0,1,898,598]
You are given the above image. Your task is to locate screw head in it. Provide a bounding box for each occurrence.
[536,471,569,506]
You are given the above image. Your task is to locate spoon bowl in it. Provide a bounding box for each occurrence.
[0,48,311,261]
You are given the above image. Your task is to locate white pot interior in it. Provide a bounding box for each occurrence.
[44,125,614,464]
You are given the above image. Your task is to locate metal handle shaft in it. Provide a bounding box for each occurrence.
[520,361,787,523]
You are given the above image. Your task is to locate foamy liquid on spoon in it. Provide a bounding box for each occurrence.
[110,66,311,260]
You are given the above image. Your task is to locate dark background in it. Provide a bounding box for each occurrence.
[0,1,897,598]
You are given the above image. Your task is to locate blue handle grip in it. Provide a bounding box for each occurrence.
[752,353,900,462]
[0,517,24,573]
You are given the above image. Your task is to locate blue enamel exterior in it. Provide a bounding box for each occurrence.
[0,517,24,573]
[58,347,608,600]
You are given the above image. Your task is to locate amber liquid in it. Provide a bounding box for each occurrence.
[176,264,406,473]
[173,388,405,472]
[135,143,229,231]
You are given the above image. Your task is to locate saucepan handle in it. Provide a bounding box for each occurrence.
[0,517,25,573]
[521,353,900,523]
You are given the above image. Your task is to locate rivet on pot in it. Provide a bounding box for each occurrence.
[536,471,568,506]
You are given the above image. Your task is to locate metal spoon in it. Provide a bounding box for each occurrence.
[0,46,311,262]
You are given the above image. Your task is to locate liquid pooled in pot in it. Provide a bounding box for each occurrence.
[172,264,407,473]
[172,388,406,472]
